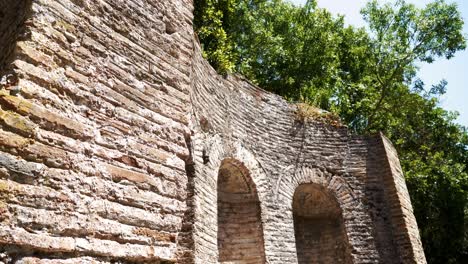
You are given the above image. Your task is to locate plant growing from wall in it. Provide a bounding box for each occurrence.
[294,103,341,127]
[194,0,236,73]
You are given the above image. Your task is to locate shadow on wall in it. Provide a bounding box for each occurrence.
[293,184,352,264]
[217,158,266,264]
[0,0,32,75]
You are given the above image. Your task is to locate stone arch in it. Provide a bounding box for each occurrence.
[190,134,270,263]
[217,158,266,263]
[293,183,352,263]
[201,135,269,204]
[273,166,358,263]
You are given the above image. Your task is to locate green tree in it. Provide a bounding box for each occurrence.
[385,81,468,263]
[231,1,343,102]
[194,0,236,73]
[355,3,467,260]
[359,0,466,133]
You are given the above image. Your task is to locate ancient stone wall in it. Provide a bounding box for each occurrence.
[189,40,426,263]
[0,0,194,262]
[0,0,426,263]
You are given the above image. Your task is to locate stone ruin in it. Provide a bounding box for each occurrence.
[0,0,426,263]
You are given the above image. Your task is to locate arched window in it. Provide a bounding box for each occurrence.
[293,184,351,264]
[217,159,266,263]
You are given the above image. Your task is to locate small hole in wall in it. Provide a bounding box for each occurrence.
[202,149,209,164]
[199,116,211,132]
[165,22,176,35]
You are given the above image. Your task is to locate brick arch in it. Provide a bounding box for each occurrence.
[272,166,360,263]
[274,166,357,214]
[292,182,352,264]
[217,158,266,263]
[200,135,269,204]
[190,134,270,263]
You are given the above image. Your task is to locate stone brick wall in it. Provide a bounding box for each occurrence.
[379,135,426,263]
[0,0,426,263]
[190,39,426,263]
[0,0,194,262]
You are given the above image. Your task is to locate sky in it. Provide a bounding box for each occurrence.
[289,0,468,127]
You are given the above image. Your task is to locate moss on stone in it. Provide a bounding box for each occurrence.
[0,90,34,115]
[295,103,342,127]
[54,19,76,33]
[0,181,9,193]
[0,180,16,202]
[0,108,36,137]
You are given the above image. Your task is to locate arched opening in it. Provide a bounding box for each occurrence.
[217,159,265,263]
[293,184,351,264]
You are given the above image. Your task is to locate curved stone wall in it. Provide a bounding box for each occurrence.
[190,33,426,264]
[0,0,426,263]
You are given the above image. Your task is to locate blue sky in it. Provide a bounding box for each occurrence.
[289,0,468,127]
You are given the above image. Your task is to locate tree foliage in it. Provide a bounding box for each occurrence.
[194,0,468,263]
[194,0,236,73]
